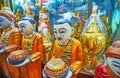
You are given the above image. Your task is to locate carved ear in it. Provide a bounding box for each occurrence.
[33,24,36,27]
[71,27,74,35]
[11,21,14,28]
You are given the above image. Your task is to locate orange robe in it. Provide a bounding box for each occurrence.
[0,28,21,78]
[52,38,83,78]
[21,33,44,78]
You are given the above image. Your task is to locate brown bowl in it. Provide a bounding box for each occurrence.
[7,50,29,65]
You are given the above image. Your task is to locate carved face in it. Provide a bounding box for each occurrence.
[39,13,47,21]
[53,23,72,43]
[0,16,10,29]
[18,20,34,36]
[107,57,120,76]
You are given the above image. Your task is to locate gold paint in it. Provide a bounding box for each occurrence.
[81,14,106,74]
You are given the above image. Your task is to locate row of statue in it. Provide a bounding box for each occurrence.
[0,1,120,78]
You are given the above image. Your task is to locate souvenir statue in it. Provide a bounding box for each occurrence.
[72,11,84,40]
[26,7,34,18]
[38,6,50,34]
[7,16,44,78]
[0,9,21,78]
[15,9,23,27]
[100,15,112,48]
[80,4,107,74]
[94,40,120,78]
[44,19,83,78]
[38,7,52,63]
[110,0,120,40]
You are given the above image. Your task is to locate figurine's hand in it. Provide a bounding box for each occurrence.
[13,57,30,67]
[0,45,5,53]
[66,69,73,78]
[0,48,5,53]
[42,70,48,78]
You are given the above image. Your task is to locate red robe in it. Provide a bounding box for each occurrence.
[94,64,120,78]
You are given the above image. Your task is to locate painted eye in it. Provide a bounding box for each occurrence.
[59,28,67,33]
[21,26,25,28]
[54,31,57,34]
[60,31,65,33]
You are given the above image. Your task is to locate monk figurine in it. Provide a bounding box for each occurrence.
[94,40,120,78]
[26,7,34,18]
[38,8,52,63]
[44,19,83,78]
[100,15,112,48]
[0,9,21,78]
[72,11,84,40]
[8,16,44,78]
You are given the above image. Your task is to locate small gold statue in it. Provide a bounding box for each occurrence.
[100,15,112,48]
[72,11,84,40]
[26,7,34,18]
[15,9,23,27]
[38,6,52,63]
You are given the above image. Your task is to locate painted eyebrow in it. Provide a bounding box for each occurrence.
[54,28,57,31]
[59,28,67,32]
[20,23,26,26]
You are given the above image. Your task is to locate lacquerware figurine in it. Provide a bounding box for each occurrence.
[0,9,21,78]
[7,16,44,78]
[38,8,52,63]
[25,7,34,18]
[14,9,23,27]
[43,18,83,78]
[94,40,120,78]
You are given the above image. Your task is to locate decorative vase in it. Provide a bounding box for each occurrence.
[80,4,107,74]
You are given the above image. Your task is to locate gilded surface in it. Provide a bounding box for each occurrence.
[81,16,106,74]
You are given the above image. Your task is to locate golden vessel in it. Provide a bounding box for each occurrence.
[81,4,107,74]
